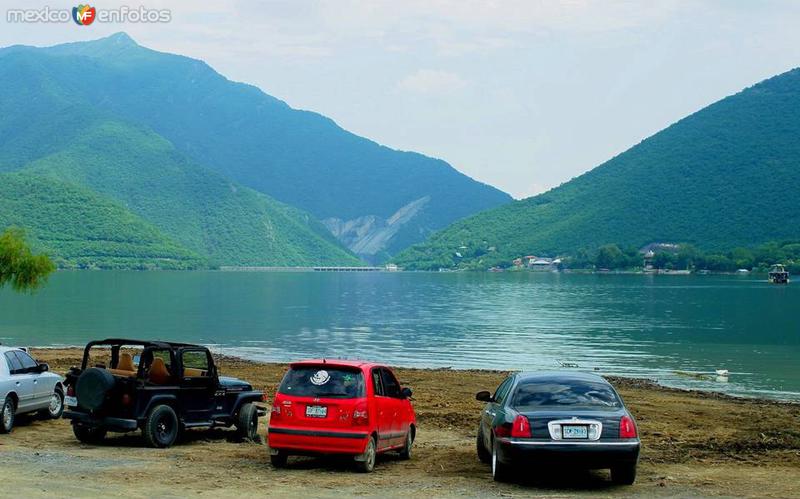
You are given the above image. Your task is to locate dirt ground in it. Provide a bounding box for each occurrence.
[1,349,798,498]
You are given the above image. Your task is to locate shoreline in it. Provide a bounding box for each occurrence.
[44,267,796,275]
[23,344,800,403]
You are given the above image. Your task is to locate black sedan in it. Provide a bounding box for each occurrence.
[476,371,640,484]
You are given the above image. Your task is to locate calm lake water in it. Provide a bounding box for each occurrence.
[0,271,797,400]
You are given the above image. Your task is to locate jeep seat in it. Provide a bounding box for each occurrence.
[107,352,137,377]
[118,353,135,371]
[148,357,172,385]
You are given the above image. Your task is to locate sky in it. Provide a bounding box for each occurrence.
[2,1,800,199]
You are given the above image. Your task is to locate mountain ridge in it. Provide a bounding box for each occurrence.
[0,44,363,267]
[393,67,800,270]
[3,33,511,261]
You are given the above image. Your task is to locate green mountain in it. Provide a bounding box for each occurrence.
[23,118,360,267]
[1,33,511,262]
[0,173,201,269]
[394,68,800,270]
[0,42,362,268]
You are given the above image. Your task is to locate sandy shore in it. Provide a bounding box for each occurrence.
[0,348,798,498]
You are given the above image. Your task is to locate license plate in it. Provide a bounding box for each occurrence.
[305,405,327,418]
[562,425,588,439]
[64,396,78,408]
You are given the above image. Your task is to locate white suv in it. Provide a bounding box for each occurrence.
[0,346,64,433]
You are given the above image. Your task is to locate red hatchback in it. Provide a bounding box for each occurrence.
[267,360,416,472]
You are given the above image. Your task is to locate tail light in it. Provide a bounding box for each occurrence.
[511,414,531,438]
[67,385,75,397]
[121,394,132,406]
[495,414,531,438]
[271,403,282,421]
[494,424,511,438]
[620,415,638,438]
[352,401,369,426]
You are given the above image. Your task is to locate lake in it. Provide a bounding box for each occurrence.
[0,271,797,401]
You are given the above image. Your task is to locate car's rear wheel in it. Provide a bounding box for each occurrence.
[73,423,107,444]
[476,424,491,464]
[270,450,288,468]
[398,427,414,460]
[40,387,64,419]
[611,464,637,485]
[355,436,377,473]
[0,396,15,434]
[235,402,259,441]
[492,439,512,482]
[143,404,179,448]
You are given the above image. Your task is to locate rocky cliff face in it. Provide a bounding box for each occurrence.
[324,196,431,262]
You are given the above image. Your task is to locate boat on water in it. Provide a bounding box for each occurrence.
[768,264,790,284]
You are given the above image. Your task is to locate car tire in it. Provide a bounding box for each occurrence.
[492,439,513,482]
[143,404,179,448]
[0,396,15,434]
[355,436,377,473]
[270,450,288,468]
[611,464,637,485]
[398,427,414,460]
[476,425,491,464]
[39,387,65,420]
[235,402,259,442]
[73,423,107,444]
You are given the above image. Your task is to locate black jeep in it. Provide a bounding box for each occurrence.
[63,339,265,448]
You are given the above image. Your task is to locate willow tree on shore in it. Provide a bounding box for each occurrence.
[0,228,55,292]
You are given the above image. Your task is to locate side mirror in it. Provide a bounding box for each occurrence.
[401,387,413,398]
[475,390,493,402]
[36,363,49,373]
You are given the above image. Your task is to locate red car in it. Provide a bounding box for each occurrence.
[267,359,416,472]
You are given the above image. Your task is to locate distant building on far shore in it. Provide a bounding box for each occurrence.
[639,242,680,254]
[530,257,559,271]
[511,254,561,271]
[643,250,655,272]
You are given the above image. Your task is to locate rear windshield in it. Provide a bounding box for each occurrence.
[279,366,365,399]
[511,380,621,409]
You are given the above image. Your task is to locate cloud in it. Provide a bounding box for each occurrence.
[396,69,468,95]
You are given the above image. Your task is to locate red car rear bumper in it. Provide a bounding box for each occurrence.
[268,426,370,455]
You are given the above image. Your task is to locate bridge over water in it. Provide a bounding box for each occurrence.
[219,266,388,272]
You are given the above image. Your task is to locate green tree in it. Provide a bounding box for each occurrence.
[730,247,755,269]
[596,244,625,269]
[676,244,699,270]
[0,228,55,292]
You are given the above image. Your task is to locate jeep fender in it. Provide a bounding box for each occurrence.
[140,394,178,421]
[231,391,264,416]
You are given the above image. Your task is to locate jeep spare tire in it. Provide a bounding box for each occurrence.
[76,367,115,411]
